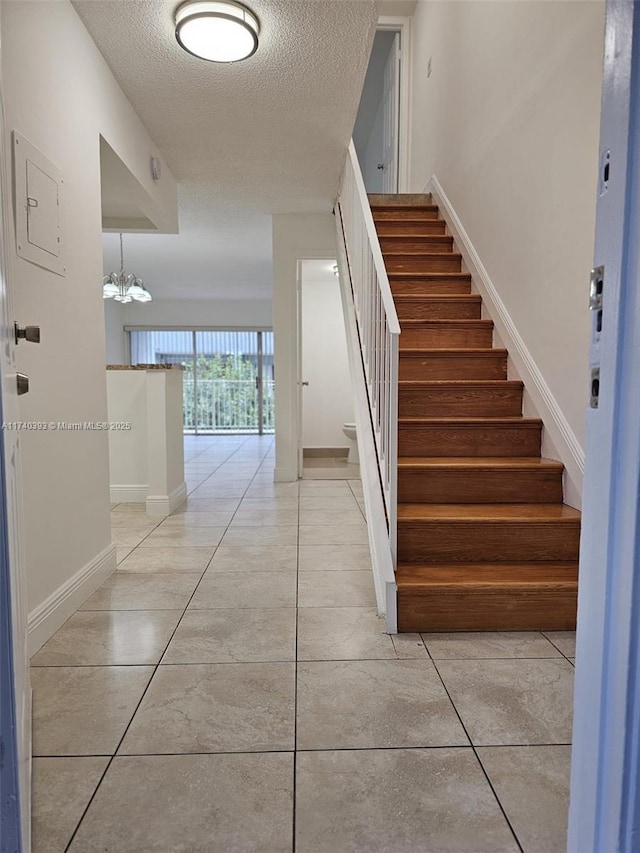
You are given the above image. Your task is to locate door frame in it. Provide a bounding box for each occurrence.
[377,15,412,194]
[295,256,339,479]
[568,0,640,849]
[0,33,30,849]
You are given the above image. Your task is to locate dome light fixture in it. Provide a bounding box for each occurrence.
[175,1,260,63]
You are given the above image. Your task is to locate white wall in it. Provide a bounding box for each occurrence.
[409,0,605,486]
[2,0,178,644]
[104,299,126,364]
[301,268,354,449]
[272,214,337,481]
[123,298,272,329]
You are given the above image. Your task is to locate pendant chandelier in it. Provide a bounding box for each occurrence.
[103,234,152,303]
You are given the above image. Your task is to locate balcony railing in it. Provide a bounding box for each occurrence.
[183,378,275,434]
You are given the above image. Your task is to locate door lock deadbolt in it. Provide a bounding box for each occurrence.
[16,373,29,396]
[14,323,41,345]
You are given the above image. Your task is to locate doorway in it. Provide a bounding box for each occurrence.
[297,259,357,479]
[353,29,401,193]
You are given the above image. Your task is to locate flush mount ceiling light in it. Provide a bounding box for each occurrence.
[175,1,260,63]
[103,234,152,304]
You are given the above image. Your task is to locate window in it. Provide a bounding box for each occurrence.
[129,329,274,435]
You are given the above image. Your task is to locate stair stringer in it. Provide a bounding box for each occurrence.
[427,175,585,509]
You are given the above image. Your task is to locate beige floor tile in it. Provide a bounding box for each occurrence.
[230,508,299,526]
[478,745,571,853]
[68,753,293,853]
[189,487,248,499]
[142,526,226,547]
[162,608,297,663]
[298,544,371,571]
[391,633,430,659]
[297,607,396,661]
[173,498,241,513]
[32,666,153,756]
[423,631,562,660]
[80,573,201,610]
[115,546,133,565]
[158,511,235,527]
[436,659,574,745]
[244,483,299,497]
[298,525,368,546]
[110,503,148,513]
[31,610,182,667]
[221,525,298,546]
[189,572,297,609]
[298,481,352,494]
[297,570,375,607]
[110,530,150,548]
[117,546,214,573]
[120,662,295,755]
[298,496,360,510]
[543,631,577,657]
[295,749,519,852]
[32,756,109,853]
[109,515,160,530]
[207,545,297,572]
[240,497,299,510]
[297,660,468,750]
[298,508,365,526]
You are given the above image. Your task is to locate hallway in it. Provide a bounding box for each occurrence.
[31,436,574,852]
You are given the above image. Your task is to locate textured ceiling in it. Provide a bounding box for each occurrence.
[74,0,378,301]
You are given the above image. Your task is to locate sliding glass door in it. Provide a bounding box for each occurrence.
[129,329,274,435]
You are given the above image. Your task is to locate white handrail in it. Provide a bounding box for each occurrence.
[336,140,400,566]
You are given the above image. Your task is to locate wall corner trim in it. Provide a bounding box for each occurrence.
[28,543,116,655]
[428,175,585,502]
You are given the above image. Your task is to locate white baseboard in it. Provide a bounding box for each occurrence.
[274,466,298,483]
[146,482,187,516]
[28,544,116,655]
[428,175,585,507]
[110,484,147,504]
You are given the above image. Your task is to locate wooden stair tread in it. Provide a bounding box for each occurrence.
[394,294,481,302]
[389,272,470,278]
[382,234,452,241]
[400,348,507,357]
[400,319,493,327]
[399,416,541,425]
[398,456,563,469]
[397,503,580,521]
[369,193,433,201]
[377,219,446,228]
[396,562,578,587]
[399,379,522,388]
[384,250,461,258]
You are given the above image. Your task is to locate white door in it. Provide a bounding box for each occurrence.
[567,0,640,849]
[0,59,31,849]
[381,33,400,194]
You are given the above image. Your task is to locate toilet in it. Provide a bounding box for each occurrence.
[342,422,359,464]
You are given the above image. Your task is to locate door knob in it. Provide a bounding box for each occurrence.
[301,381,309,386]
[377,163,385,170]
[16,373,29,395]
[14,323,41,344]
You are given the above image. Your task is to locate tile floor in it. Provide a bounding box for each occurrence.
[31,435,576,852]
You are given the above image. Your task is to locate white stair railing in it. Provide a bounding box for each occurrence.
[335,140,400,632]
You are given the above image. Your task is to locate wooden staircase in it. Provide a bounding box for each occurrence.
[369,194,580,633]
